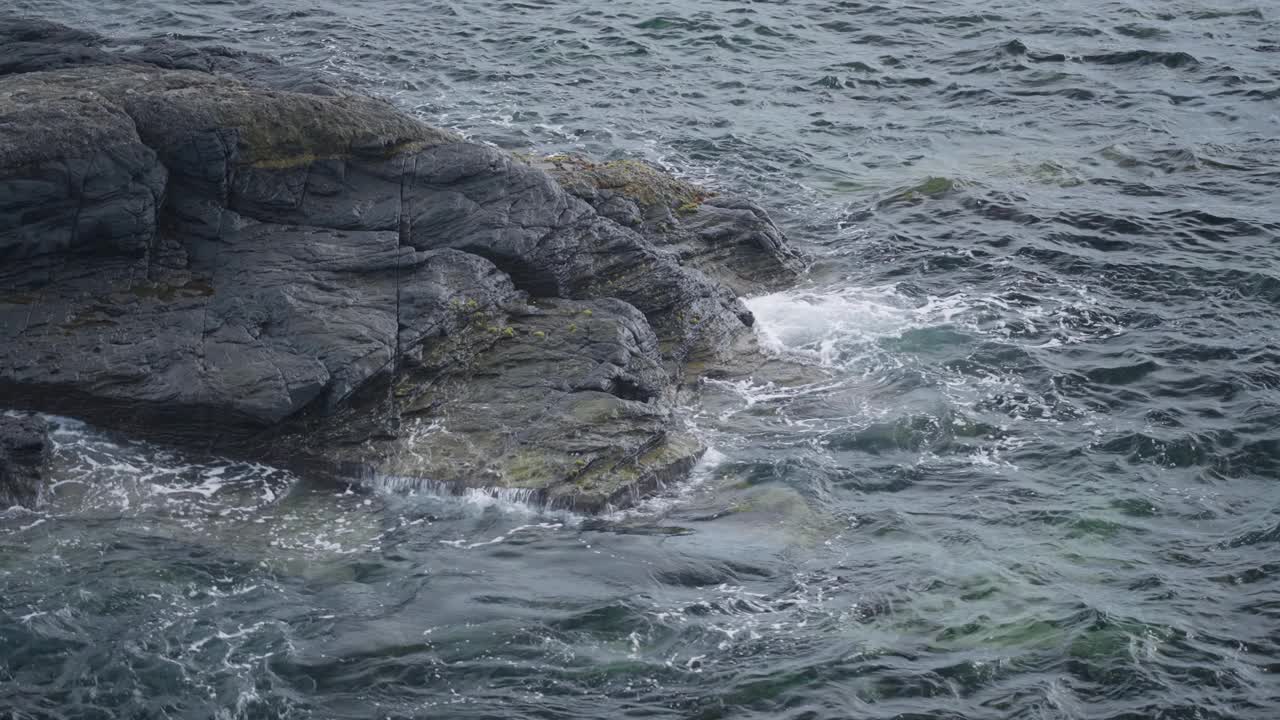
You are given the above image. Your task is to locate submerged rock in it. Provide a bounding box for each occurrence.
[0,18,804,511]
[0,415,51,509]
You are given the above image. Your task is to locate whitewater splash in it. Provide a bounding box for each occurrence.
[744,284,973,367]
[374,474,556,515]
[698,283,980,418]
[704,281,1103,472]
[373,446,731,523]
[1,416,297,522]
[745,278,1117,367]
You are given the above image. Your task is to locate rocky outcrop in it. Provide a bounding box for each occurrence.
[542,155,805,297]
[0,18,804,511]
[0,415,51,509]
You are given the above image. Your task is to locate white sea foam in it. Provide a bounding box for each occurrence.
[0,416,297,525]
[600,446,728,522]
[746,279,1117,368]
[716,281,1111,477]
[745,285,917,365]
[0,417,390,560]
[374,474,551,514]
[439,522,565,550]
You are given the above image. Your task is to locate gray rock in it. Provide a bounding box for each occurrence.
[319,298,705,512]
[0,415,51,509]
[0,17,802,510]
[541,154,807,295]
[0,16,347,95]
[0,79,167,260]
[0,225,519,445]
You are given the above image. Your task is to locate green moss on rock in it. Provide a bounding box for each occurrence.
[24,66,462,171]
[540,154,715,212]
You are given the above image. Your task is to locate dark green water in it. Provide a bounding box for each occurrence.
[4,1,1280,718]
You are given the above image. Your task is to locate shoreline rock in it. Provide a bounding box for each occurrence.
[0,415,51,509]
[0,17,804,512]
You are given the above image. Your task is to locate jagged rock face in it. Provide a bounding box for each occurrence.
[0,415,51,509]
[541,155,807,297]
[0,18,803,510]
[309,298,701,512]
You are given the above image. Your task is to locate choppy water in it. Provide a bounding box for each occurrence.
[5,1,1280,718]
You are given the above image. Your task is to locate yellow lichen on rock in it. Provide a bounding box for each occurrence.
[540,153,715,211]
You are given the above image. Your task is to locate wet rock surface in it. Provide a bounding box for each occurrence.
[541,154,806,297]
[0,415,51,509]
[0,17,802,510]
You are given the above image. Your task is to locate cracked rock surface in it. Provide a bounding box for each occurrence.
[0,18,804,511]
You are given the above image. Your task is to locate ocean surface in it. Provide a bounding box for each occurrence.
[4,1,1280,718]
